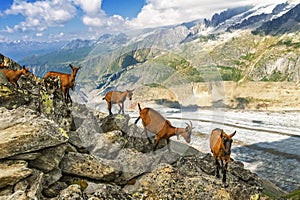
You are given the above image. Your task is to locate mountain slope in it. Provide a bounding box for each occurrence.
[7,1,299,107]
[253,3,300,35]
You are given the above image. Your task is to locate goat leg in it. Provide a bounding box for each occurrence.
[67,89,72,104]
[144,128,153,144]
[166,138,171,152]
[122,102,125,114]
[117,103,123,114]
[108,102,113,115]
[222,162,228,183]
[215,158,220,178]
[153,138,160,151]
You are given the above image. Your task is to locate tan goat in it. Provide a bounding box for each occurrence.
[102,90,134,115]
[135,103,193,151]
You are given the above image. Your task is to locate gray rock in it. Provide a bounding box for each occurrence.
[42,181,68,198]
[0,191,27,200]
[99,114,130,133]
[43,168,62,188]
[58,184,84,200]
[0,160,32,189]
[88,130,125,159]
[0,84,32,109]
[0,70,8,84]
[0,107,68,159]
[28,144,67,172]
[67,130,88,153]
[60,152,120,181]
[74,111,103,151]
[8,152,42,161]
[16,169,44,200]
[87,183,131,200]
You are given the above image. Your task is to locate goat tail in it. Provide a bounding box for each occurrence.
[138,103,142,112]
[135,116,140,124]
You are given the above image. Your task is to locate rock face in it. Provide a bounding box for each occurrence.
[0,107,68,159]
[0,65,291,199]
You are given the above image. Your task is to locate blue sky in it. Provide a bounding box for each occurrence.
[0,0,289,42]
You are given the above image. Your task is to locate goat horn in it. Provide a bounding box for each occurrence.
[185,121,193,129]
[190,121,194,129]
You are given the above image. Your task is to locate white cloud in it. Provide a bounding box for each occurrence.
[0,35,8,42]
[5,26,14,33]
[73,0,102,16]
[82,15,105,27]
[73,0,107,27]
[36,33,43,37]
[0,0,292,41]
[4,0,76,32]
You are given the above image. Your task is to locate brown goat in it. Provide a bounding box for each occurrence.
[44,64,80,104]
[210,128,236,183]
[0,54,4,68]
[1,66,30,87]
[135,103,193,151]
[102,90,134,115]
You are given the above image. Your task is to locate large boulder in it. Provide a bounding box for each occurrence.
[0,106,68,159]
[60,152,121,181]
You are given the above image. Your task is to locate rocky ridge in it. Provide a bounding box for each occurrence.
[0,64,295,199]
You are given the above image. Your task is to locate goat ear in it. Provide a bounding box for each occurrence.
[229,131,236,138]
[220,130,226,138]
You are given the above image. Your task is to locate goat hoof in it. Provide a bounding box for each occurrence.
[222,182,229,188]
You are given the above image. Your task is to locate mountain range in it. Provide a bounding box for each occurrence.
[1,0,300,106]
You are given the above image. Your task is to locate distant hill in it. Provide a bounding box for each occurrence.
[0,40,67,62]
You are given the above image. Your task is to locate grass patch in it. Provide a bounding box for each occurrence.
[217,65,243,82]
[284,188,300,199]
[261,71,289,82]
[240,53,255,61]
[144,83,166,88]
[275,39,300,49]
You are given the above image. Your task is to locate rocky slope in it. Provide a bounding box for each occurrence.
[1,57,295,199]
